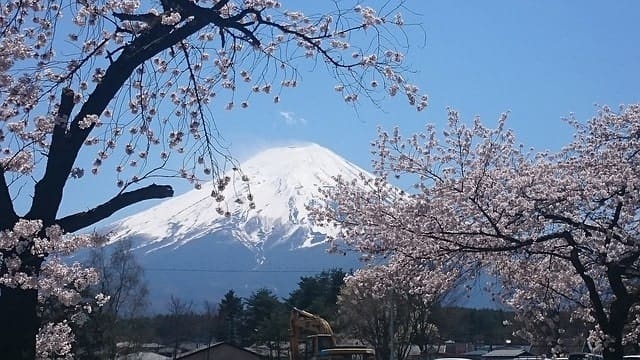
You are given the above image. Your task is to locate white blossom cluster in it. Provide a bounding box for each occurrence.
[36,321,74,360]
[311,105,640,356]
[343,259,458,303]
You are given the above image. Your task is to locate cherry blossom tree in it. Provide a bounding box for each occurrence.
[0,0,426,357]
[313,106,640,360]
[338,265,452,360]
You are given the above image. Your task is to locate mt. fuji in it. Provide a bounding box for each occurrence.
[104,144,371,308]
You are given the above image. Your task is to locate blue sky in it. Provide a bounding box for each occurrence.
[54,0,640,224]
[214,0,640,160]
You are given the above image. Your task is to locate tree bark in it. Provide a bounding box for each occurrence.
[0,287,39,359]
[602,340,624,360]
[601,281,631,360]
[0,167,17,229]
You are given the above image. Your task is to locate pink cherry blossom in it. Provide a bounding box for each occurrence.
[313,105,640,360]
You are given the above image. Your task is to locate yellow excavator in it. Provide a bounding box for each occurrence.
[289,307,375,360]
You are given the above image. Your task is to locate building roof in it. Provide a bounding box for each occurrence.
[118,352,170,360]
[176,342,261,359]
[483,349,531,358]
[464,350,490,356]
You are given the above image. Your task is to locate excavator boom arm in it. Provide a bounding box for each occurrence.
[288,307,375,360]
[289,308,335,360]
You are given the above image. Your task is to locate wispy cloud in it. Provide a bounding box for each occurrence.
[279,111,307,126]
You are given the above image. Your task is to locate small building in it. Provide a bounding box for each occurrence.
[438,341,475,356]
[177,342,263,360]
[463,349,489,360]
[118,352,170,360]
[482,348,535,360]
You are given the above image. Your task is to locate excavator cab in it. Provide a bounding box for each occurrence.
[301,334,375,359]
[301,334,375,360]
[316,348,376,360]
[304,334,337,358]
[290,308,375,360]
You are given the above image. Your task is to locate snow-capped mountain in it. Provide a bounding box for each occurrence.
[109,143,367,258]
[104,143,371,308]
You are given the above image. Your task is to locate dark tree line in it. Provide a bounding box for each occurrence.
[75,269,347,359]
[69,264,597,359]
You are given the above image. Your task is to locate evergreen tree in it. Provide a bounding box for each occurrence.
[216,290,244,345]
[286,269,346,322]
[244,288,286,347]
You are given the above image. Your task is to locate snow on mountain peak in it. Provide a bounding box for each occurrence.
[107,143,370,258]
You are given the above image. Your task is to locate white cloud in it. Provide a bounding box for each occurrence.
[279,111,307,125]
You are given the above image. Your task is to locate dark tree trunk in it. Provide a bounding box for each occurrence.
[600,266,633,360]
[602,342,624,360]
[601,298,630,360]
[0,287,39,359]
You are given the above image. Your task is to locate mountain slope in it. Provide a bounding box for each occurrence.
[108,143,368,260]
[102,144,371,307]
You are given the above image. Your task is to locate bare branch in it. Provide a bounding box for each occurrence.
[56,184,174,233]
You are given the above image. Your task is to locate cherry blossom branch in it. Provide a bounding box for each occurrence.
[27,13,211,222]
[56,184,174,233]
[541,212,623,243]
[28,0,405,224]
[527,270,590,309]
[112,12,161,24]
[219,9,261,46]
[56,38,110,84]
[358,198,577,255]
[468,196,504,238]
[117,161,171,195]
[179,41,230,180]
[430,230,571,254]
[619,252,640,278]
[609,201,623,232]
[211,0,231,12]
[0,1,21,38]
[250,9,366,69]
[28,1,272,222]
